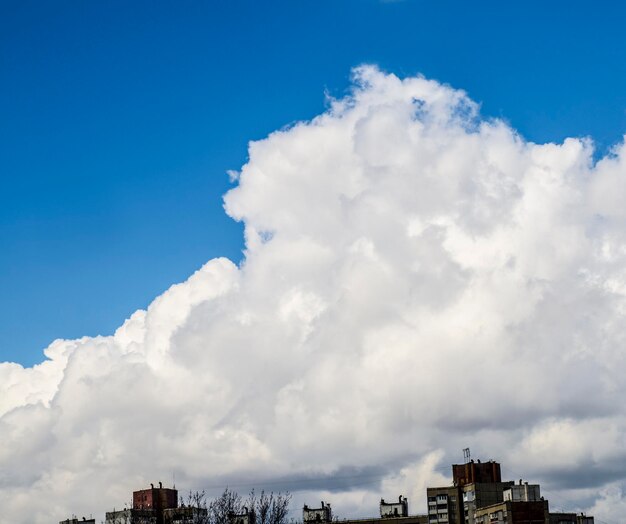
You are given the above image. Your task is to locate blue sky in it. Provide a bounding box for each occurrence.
[2,0,626,366]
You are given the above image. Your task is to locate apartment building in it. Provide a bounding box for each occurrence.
[427,486,463,524]
[105,482,207,524]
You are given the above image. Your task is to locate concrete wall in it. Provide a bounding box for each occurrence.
[304,504,332,523]
[549,513,576,524]
[462,481,514,524]
[341,516,428,524]
[505,485,541,503]
[380,498,408,518]
[427,486,462,524]
[163,506,208,524]
[105,508,158,524]
[475,500,548,524]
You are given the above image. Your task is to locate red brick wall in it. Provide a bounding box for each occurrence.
[452,461,502,486]
[133,487,178,511]
[133,488,155,509]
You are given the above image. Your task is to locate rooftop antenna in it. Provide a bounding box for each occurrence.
[173,471,176,489]
[463,448,471,463]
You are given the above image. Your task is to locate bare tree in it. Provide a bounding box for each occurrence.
[253,490,291,524]
[185,490,209,510]
[208,488,243,524]
[173,490,210,524]
[206,488,291,524]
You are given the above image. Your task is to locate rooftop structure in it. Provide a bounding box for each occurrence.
[304,502,332,523]
[341,517,428,524]
[380,496,409,518]
[229,507,257,524]
[549,513,577,524]
[105,508,157,524]
[504,483,541,503]
[453,461,502,487]
[133,482,178,513]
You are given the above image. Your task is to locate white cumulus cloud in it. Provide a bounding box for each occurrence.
[2,66,626,523]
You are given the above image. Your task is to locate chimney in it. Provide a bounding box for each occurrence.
[151,483,154,489]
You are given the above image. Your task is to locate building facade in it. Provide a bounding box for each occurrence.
[341,516,428,524]
[163,506,209,524]
[505,484,541,503]
[106,483,179,524]
[105,508,158,524]
[427,486,463,524]
[133,483,179,515]
[453,461,502,487]
[462,482,514,524]
[474,500,549,524]
[427,460,568,524]
[549,513,577,524]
